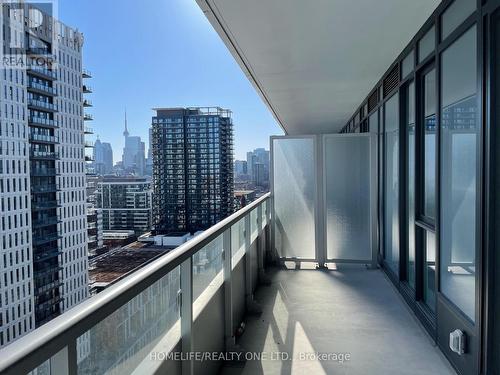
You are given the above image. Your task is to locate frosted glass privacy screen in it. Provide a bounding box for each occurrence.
[272,137,316,259]
[324,135,372,261]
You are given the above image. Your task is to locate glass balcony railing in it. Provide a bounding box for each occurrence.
[84,113,93,121]
[83,84,93,93]
[30,167,58,176]
[0,193,270,375]
[87,213,98,222]
[28,81,57,96]
[31,200,60,210]
[30,150,60,159]
[82,69,92,78]
[33,232,60,245]
[31,184,59,193]
[29,133,59,143]
[34,243,60,256]
[27,65,58,80]
[29,116,57,128]
[32,217,60,228]
[28,99,57,111]
[27,47,51,56]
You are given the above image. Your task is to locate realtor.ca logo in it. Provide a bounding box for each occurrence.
[0,0,58,70]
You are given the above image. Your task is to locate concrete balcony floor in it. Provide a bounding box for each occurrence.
[221,265,455,375]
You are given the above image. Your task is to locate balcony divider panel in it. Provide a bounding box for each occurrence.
[323,133,377,265]
[271,134,377,266]
[270,136,317,262]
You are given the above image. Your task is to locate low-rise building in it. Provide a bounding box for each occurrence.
[97,176,152,234]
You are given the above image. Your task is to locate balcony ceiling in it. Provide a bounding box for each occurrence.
[197,0,440,135]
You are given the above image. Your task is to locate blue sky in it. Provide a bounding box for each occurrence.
[57,0,282,161]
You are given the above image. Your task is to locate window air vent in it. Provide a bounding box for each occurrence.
[368,90,379,112]
[383,65,400,98]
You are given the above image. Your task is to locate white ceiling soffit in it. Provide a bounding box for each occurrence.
[197,0,440,135]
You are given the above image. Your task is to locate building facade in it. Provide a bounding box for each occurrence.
[151,107,234,234]
[97,176,152,234]
[145,127,153,177]
[86,174,104,258]
[0,3,89,347]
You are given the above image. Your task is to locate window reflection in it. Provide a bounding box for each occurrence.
[440,26,477,322]
[424,70,436,219]
[384,93,399,274]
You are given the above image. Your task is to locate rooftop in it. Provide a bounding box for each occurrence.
[152,106,232,118]
[89,242,174,285]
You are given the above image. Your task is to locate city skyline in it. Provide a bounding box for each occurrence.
[58,0,282,162]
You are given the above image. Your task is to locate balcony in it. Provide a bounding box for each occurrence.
[27,65,58,81]
[26,47,51,56]
[82,69,92,78]
[29,133,59,144]
[28,99,57,112]
[34,249,62,263]
[32,217,60,228]
[84,113,94,121]
[30,150,60,160]
[83,84,93,93]
[28,116,58,129]
[31,200,60,211]
[27,81,57,96]
[33,232,60,246]
[85,155,94,162]
[86,215,98,225]
[83,99,93,107]
[85,141,94,148]
[31,184,59,193]
[84,126,94,134]
[0,193,453,375]
[30,167,58,176]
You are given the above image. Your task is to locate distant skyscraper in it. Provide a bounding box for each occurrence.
[102,143,113,174]
[247,148,270,187]
[152,107,234,234]
[93,138,113,175]
[145,127,153,176]
[122,111,146,176]
[234,160,247,177]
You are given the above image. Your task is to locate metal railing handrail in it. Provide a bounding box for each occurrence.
[0,192,270,375]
